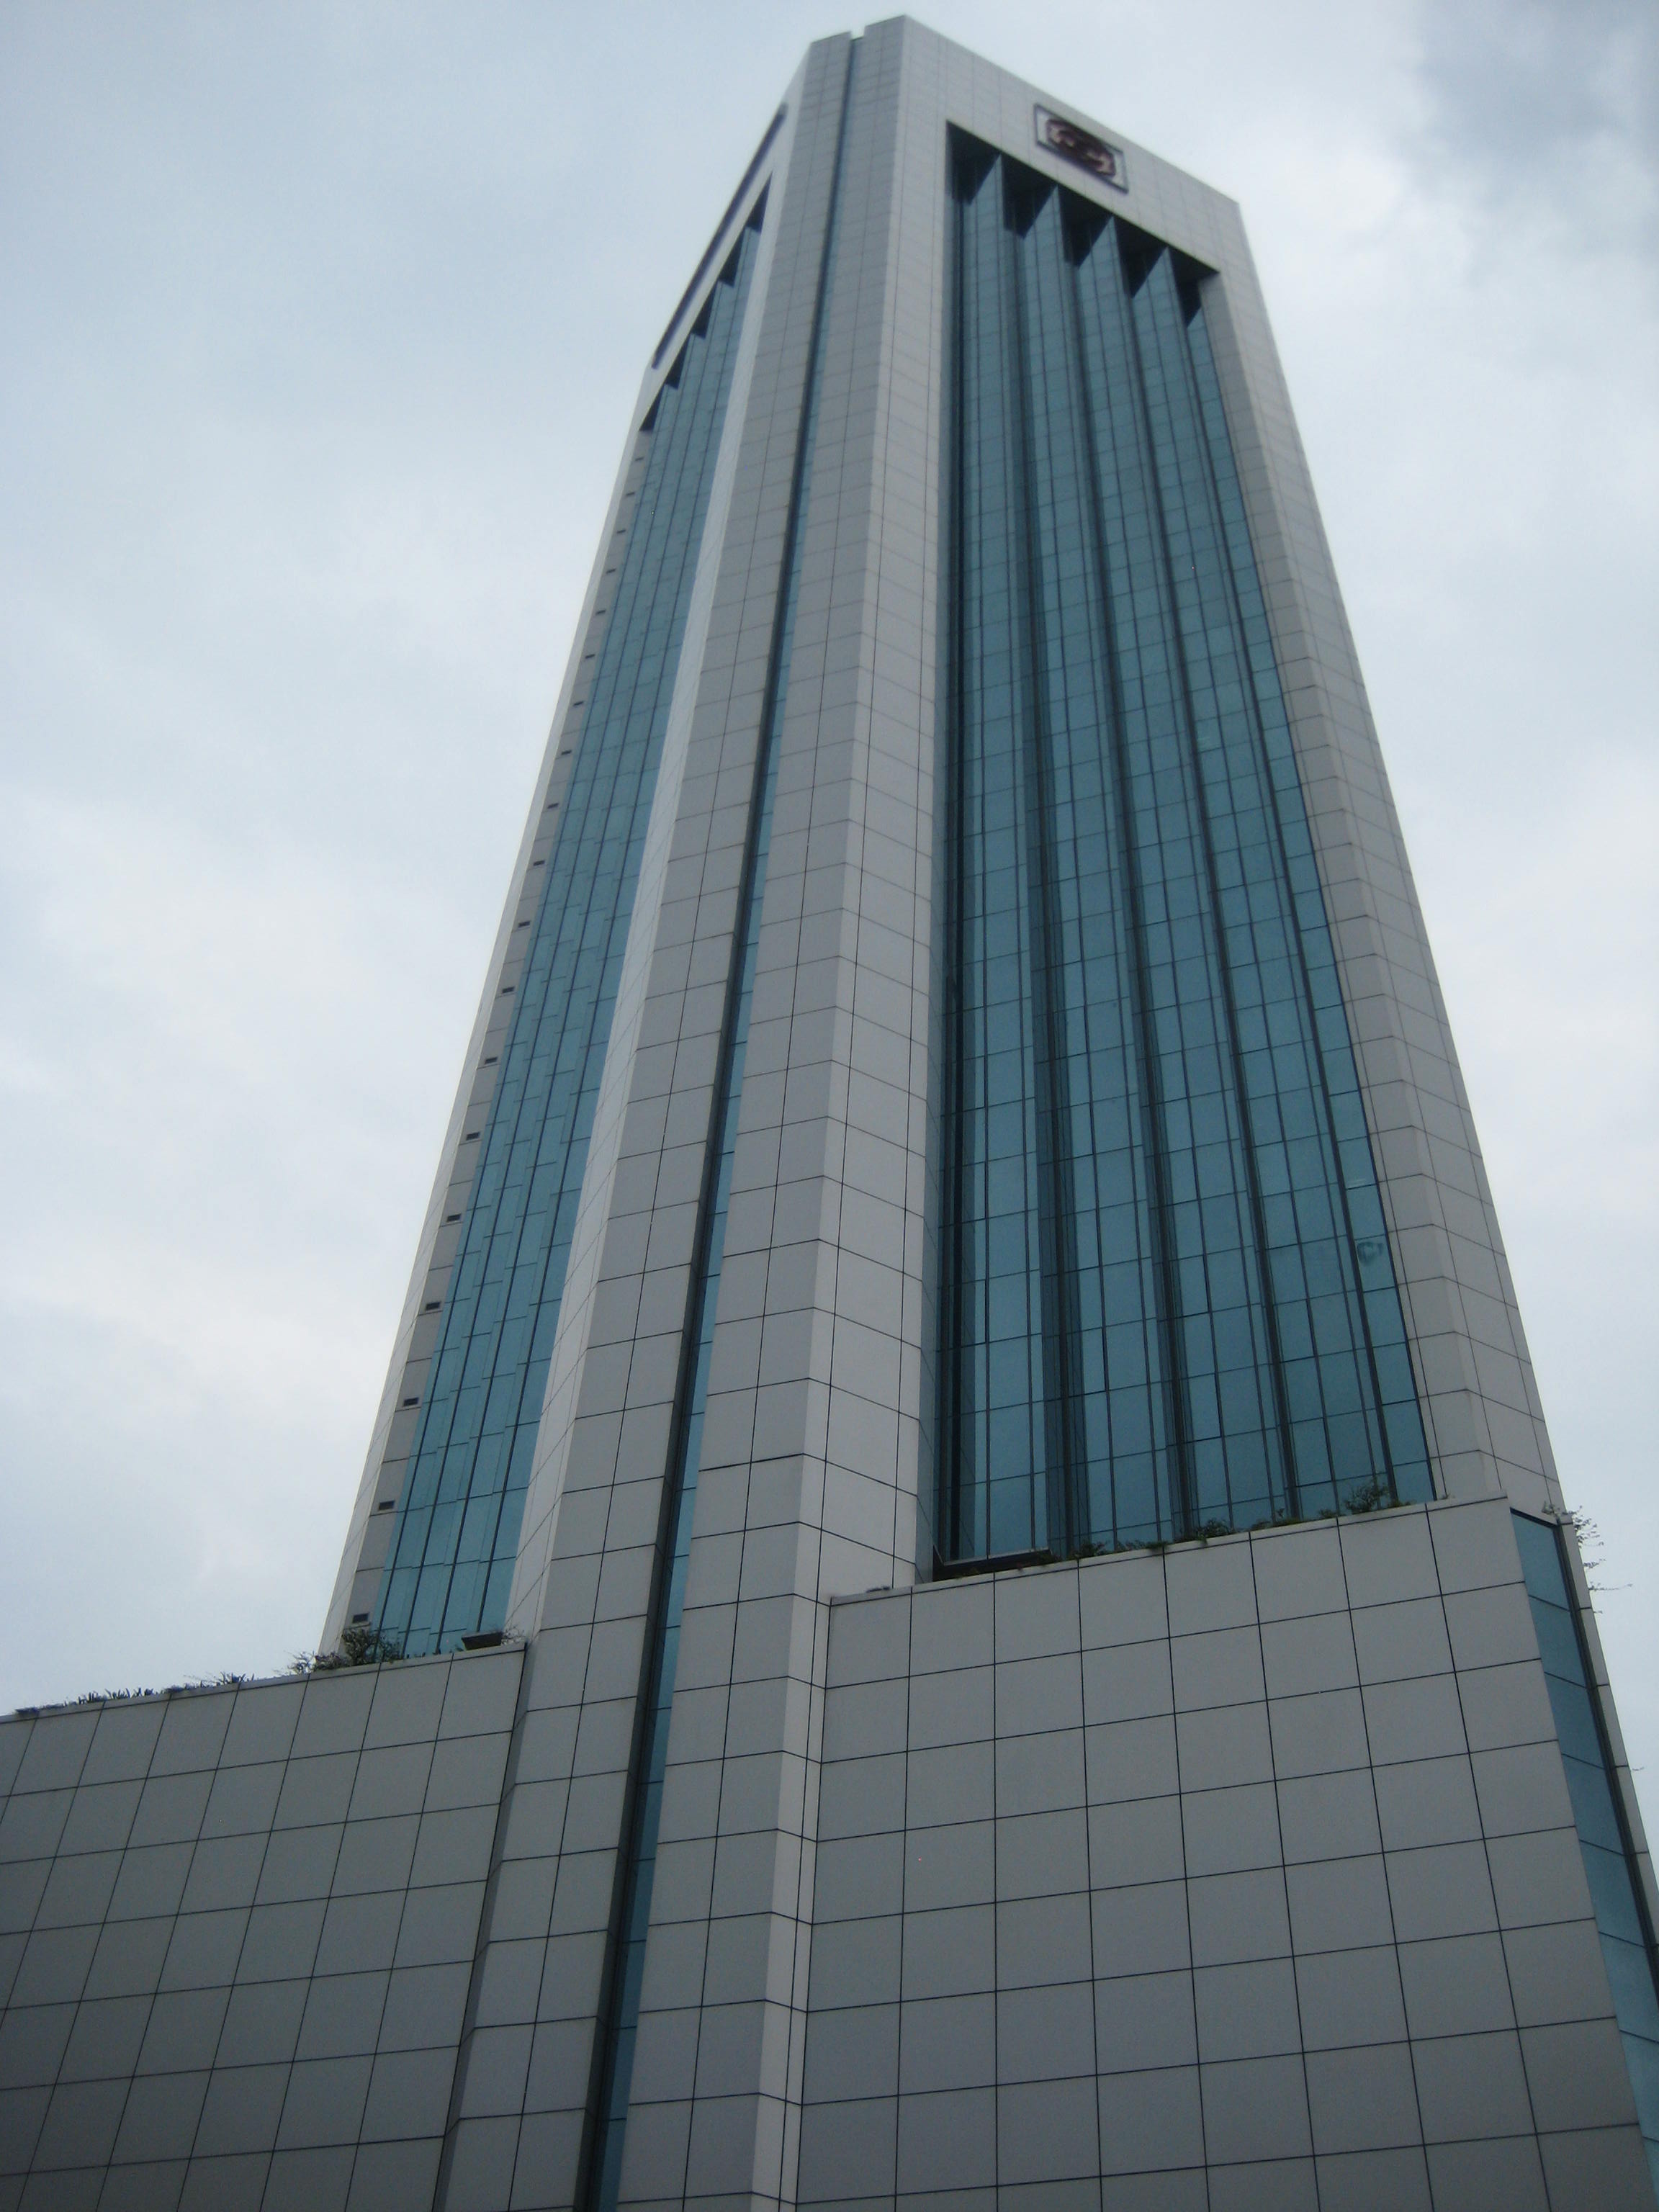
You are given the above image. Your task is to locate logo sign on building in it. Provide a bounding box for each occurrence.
[1035,104,1128,192]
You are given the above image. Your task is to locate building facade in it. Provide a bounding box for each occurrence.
[3,19,1656,2210]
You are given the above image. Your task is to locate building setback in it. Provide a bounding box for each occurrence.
[3,19,1657,2211]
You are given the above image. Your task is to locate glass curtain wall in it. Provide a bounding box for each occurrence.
[1514,1513,1659,2185]
[939,140,1431,1563]
[377,215,763,1655]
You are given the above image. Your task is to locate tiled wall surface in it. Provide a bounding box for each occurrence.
[801,1498,1654,2208]
[0,1649,521,2212]
[6,1509,1656,2209]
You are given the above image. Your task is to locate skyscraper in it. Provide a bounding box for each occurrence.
[3,19,1655,2210]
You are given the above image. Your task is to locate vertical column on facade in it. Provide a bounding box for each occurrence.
[622,18,942,2203]
[426,54,841,2212]
[435,40,860,2212]
[603,39,859,2212]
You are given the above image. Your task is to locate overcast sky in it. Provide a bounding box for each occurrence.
[2,0,1654,1810]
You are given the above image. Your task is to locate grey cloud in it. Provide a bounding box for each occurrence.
[1416,0,1658,240]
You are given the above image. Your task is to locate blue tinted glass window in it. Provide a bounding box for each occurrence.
[376,218,763,1657]
[1514,1510,1659,2181]
[940,140,1431,1560]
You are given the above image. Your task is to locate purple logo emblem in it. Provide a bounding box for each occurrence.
[1035,105,1128,192]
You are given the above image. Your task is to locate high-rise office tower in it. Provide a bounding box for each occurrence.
[3,19,1655,2211]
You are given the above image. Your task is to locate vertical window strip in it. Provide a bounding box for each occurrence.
[1181,301,1432,1498]
[946,148,1061,1554]
[377,224,763,1656]
[1007,172,1088,1555]
[1123,223,1393,1526]
[583,58,855,2208]
[1116,246,1304,1534]
[1017,183,1166,1548]
[940,148,983,1558]
[1076,197,1292,1539]
[1514,1513,1659,2182]
[943,148,1051,1559]
[939,138,1431,1560]
[1066,204,1220,1550]
[1133,251,1396,1514]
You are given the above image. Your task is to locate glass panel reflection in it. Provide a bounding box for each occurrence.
[940,141,1431,1560]
[377,217,763,1655]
